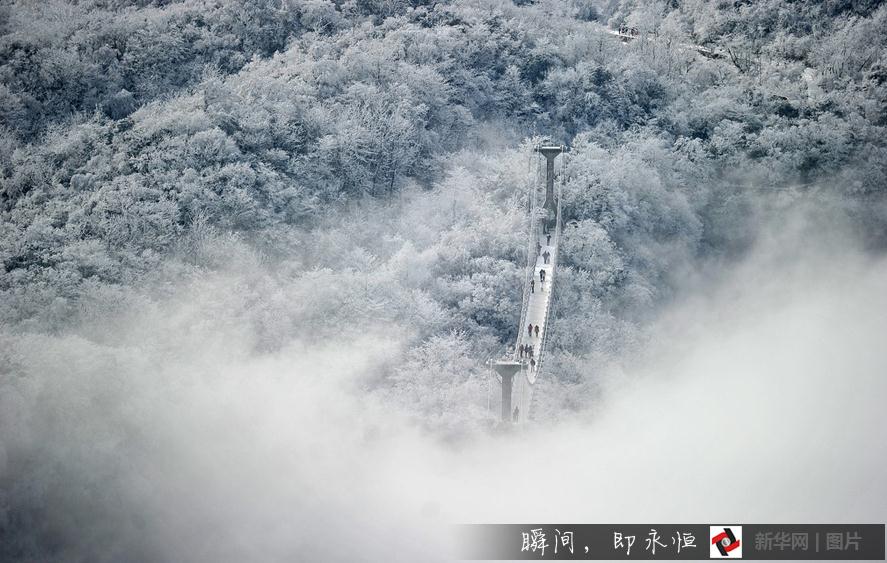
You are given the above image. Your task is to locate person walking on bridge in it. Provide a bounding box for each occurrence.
[539,268,545,282]
[518,344,524,359]
[534,325,540,338]
[513,406,520,422]
[542,250,550,264]
[546,233,551,245]
[536,241,541,256]
[530,279,534,293]
[527,323,533,338]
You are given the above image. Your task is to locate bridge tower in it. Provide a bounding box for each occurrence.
[536,141,565,230]
[492,361,522,422]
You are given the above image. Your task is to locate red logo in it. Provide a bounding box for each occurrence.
[710,526,742,558]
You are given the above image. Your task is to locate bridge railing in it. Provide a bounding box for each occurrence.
[532,175,563,381]
[514,172,541,359]
[524,186,562,420]
[514,226,535,355]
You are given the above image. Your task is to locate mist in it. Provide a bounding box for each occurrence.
[2,203,884,561]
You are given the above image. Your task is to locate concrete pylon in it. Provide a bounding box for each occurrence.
[493,361,522,423]
[535,141,565,228]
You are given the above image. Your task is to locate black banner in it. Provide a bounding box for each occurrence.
[454,524,885,560]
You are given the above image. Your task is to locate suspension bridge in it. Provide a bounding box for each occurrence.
[490,141,566,426]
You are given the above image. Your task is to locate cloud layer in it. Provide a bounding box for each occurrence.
[2,212,885,562]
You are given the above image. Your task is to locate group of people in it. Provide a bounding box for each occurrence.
[531,233,553,293]
[519,342,535,358]
[531,265,549,293]
[519,323,541,370]
[535,246,552,264]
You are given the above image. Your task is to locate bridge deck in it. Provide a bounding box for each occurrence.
[517,236,555,383]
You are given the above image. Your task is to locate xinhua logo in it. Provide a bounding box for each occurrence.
[710,526,742,558]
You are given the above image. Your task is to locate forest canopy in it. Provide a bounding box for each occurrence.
[1,1,886,556]
[2,0,886,418]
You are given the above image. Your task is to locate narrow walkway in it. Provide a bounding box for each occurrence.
[516,232,555,384]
